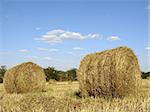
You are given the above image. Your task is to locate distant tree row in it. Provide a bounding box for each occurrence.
[0,66,7,83]
[141,72,150,79]
[43,67,77,81]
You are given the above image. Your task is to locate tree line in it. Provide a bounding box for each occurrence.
[0,65,150,83]
[44,67,77,81]
[141,72,150,79]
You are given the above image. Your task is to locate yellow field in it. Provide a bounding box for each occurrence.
[0,79,150,112]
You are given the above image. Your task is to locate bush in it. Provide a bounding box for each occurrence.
[66,68,77,81]
[141,72,150,79]
[44,67,59,81]
[0,65,7,83]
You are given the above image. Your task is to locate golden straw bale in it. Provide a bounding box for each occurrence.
[77,46,141,98]
[4,62,46,94]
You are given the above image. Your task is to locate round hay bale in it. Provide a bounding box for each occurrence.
[77,46,141,98]
[4,62,46,94]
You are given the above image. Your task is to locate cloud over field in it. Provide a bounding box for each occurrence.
[72,47,84,51]
[37,47,58,52]
[18,49,29,53]
[34,29,100,44]
[107,36,120,41]
[145,47,150,51]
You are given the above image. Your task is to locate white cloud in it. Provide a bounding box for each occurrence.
[72,47,84,51]
[107,36,120,41]
[37,47,58,52]
[67,52,74,55]
[86,34,100,39]
[34,29,100,44]
[147,5,150,10]
[35,27,41,30]
[67,52,77,56]
[60,31,85,40]
[145,47,150,50]
[18,49,29,53]
[42,57,52,61]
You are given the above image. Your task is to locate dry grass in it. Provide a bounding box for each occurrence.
[0,79,150,112]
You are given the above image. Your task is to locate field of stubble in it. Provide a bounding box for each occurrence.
[0,79,150,112]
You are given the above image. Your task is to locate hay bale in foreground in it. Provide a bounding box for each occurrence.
[77,46,141,98]
[4,62,46,93]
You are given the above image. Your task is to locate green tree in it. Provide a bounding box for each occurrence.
[44,67,77,81]
[141,72,150,79]
[57,71,67,81]
[0,65,7,83]
[66,68,77,81]
[44,67,59,81]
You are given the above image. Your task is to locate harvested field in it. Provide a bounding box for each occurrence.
[0,80,149,112]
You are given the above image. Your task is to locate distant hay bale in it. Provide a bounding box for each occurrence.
[4,62,46,94]
[77,46,141,98]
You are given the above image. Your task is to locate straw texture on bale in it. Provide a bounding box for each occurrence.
[4,62,46,94]
[77,46,141,98]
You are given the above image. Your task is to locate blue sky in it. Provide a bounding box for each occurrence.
[0,0,150,72]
